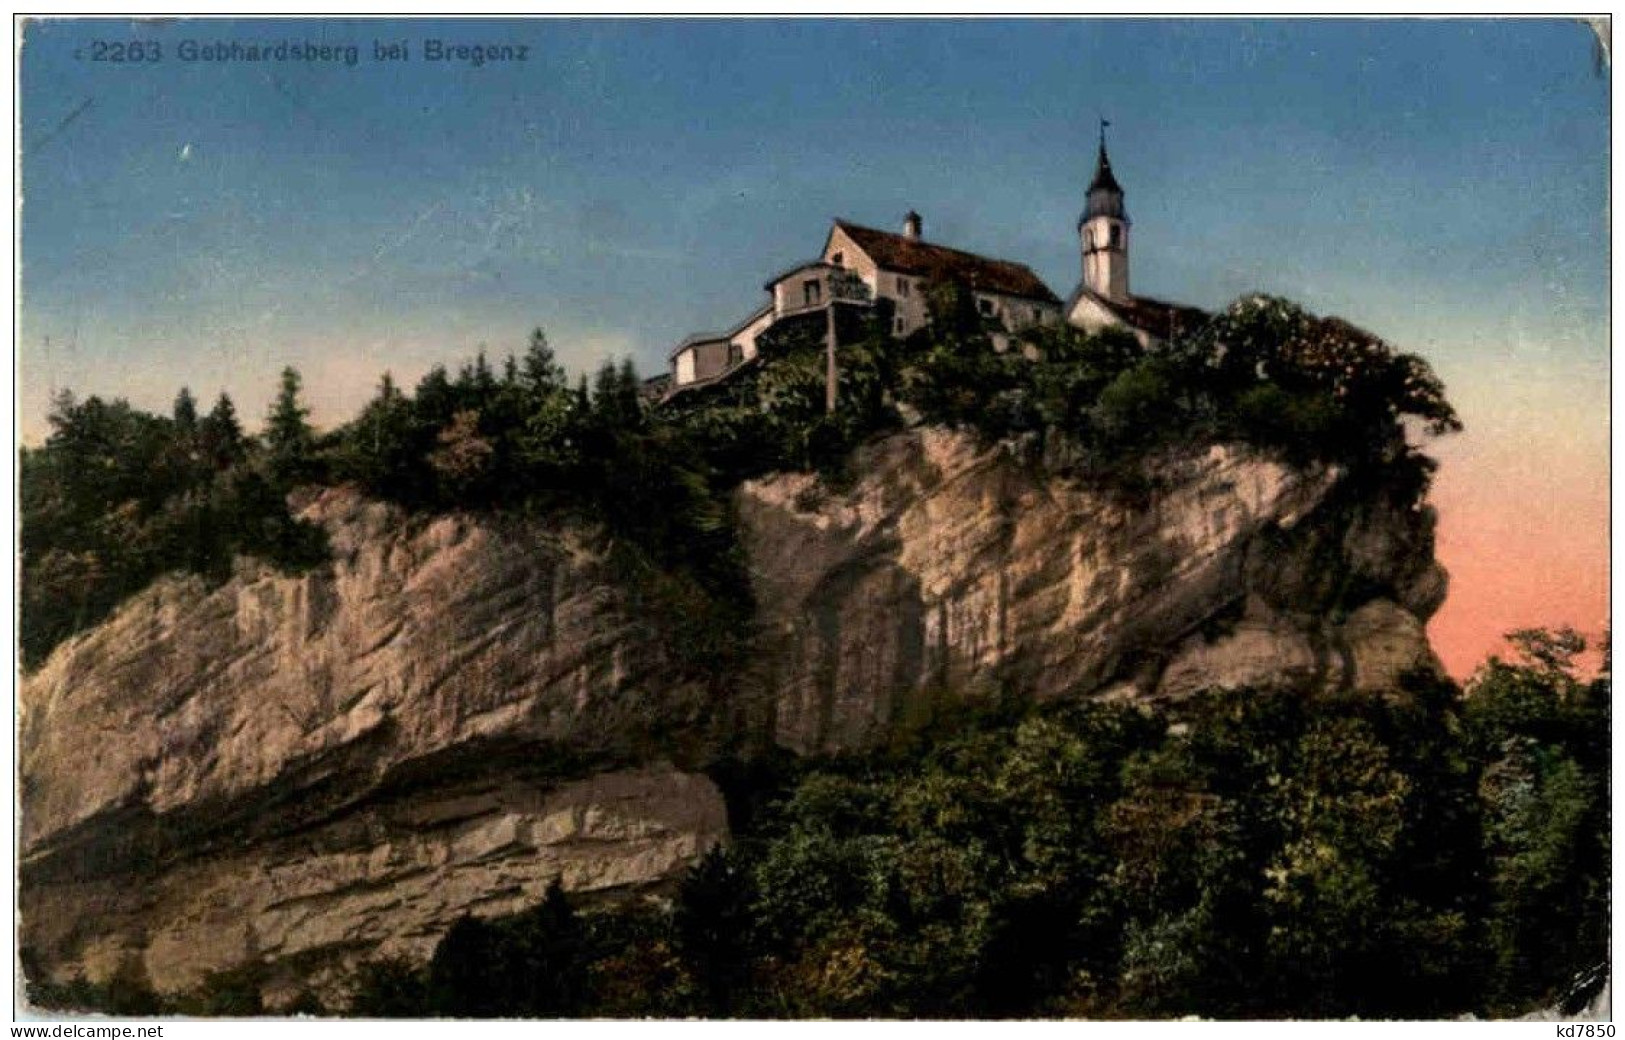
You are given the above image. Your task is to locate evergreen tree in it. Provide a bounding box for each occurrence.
[265,367,317,485]
[172,386,199,432]
[426,915,505,1017]
[198,392,244,470]
[520,328,566,398]
[414,365,456,428]
[674,846,756,1015]
[502,879,591,1016]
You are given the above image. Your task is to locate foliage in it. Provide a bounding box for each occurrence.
[20,383,328,667]
[32,630,1606,1020]
[265,366,320,486]
[894,294,1460,492]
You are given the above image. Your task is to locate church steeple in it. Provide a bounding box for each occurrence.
[1079,120,1130,301]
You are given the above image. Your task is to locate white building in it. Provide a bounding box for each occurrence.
[1064,129,1207,347]
[663,211,1063,399]
[660,129,1203,400]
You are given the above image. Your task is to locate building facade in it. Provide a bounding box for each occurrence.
[1064,129,1207,348]
[663,211,1064,400]
[662,129,1204,400]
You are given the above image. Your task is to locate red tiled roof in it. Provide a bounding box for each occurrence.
[1074,287,1209,341]
[833,220,1061,304]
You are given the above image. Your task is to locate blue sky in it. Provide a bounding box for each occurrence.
[17,17,1611,669]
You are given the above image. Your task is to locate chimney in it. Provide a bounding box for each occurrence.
[903,210,922,241]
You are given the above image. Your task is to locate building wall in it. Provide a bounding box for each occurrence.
[1066,293,1154,348]
[732,309,775,361]
[691,339,733,381]
[673,339,734,386]
[973,290,1062,333]
[771,267,833,318]
[823,226,879,285]
[1081,215,1130,300]
[824,226,1058,337]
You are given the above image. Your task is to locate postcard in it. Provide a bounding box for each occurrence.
[15,16,1611,1023]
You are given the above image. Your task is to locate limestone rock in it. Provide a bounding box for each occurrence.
[20,427,1448,998]
[738,428,1445,752]
[20,489,723,995]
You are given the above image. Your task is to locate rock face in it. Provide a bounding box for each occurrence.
[737,428,1445,753]
[19,427,1446,1000]
[20,491,730,1000]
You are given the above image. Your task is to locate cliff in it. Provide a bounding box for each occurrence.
[18,426,1446,1002]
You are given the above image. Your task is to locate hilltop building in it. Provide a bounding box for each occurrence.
[658,127,1202,402]
[1064,130,1207,347]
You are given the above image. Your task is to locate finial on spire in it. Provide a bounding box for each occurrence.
[1099,117,1111,151]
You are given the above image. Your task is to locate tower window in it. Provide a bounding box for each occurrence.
[1085,229,1095,250]
[1110,224,1122,249]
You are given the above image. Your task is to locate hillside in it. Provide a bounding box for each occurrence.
[17,295,1607,1017]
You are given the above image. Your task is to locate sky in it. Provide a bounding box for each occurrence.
[17,17,1610,678]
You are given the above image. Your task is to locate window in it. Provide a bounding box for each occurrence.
[895,317,905,334]
[831,252,844,267]
[978,297,995,316]
[803,279,822,307]
[896,276,910,298]
[728,343,743,366]
[1110,224,1122,249]
[1085,229,1095,251]
[1032,307,1042,325]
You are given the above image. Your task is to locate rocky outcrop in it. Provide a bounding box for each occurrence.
[22,766,727,1002]
[738,428,1444,753]
[19,426,1446,999]
[20,491,729,999]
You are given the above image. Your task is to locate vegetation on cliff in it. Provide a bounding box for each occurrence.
[21,288,1460,672]
[22,291,1610,1021]
[323,628,1601,1020]
[33,628,1600,1018]
[19,382,327,668]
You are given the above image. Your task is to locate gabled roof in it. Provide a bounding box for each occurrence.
[830,220,1061,304]
[763,260,839,292]
[1068,286,1209,342]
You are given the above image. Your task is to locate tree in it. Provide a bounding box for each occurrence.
[265,367,317,485]
[346,958,428,1017]
[427,409,495,500]
[172,386,199,432]
[426,914,505,1016]
[500,878,592,1016]
[1465,628,1610,1009]
[199,392,245,470]
[520,327,566,398]
[674,846,757,1014]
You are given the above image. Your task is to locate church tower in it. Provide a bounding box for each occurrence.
[1079,122,1130,301]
